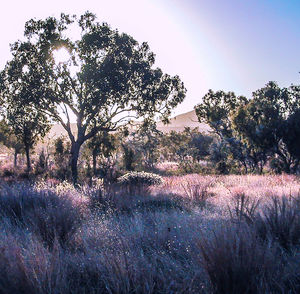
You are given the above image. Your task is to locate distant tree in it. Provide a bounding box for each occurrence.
[1,12,186,184]
[209,140,231,174]
[231,104,270,173]
[5,102,49,172]
[185,128,213,162]
[122,142,136,171]
[86,131,117,176]
[0,120,23,167]
[53,137,71,180]
[160,127,213,166]
[160,130,190,162]
[283,108,300,164]
[130,120,162,169]
[194,90,256,173]
[35,149,47,175]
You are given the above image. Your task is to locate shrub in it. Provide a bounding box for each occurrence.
[118,171,163,195]
[118,171,163,186]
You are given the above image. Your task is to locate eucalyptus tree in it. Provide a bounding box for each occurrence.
[86,130,117,176]
[232,82,300,173]
[195,90,247,139]
[1,12,186,184]
[195,90,252,172]
[0,120,23,167]
[6,105,49,172]
[0,53,50,171]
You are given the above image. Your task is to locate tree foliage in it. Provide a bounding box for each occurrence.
[129,120,162,169]
[196,82,300,174]
[232,82,300,173]
[195,90,247,138]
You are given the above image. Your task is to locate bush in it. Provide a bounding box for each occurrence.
[117,171,163,195]
[118,171,163,186]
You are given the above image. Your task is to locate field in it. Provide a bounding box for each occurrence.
[1,174,300,293]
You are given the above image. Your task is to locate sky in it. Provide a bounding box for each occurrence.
[1,0,300,116]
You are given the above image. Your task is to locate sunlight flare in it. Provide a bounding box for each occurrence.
[53,47,70,64]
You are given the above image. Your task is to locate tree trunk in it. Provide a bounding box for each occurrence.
[292,159,300,174]
[92,150,97,176]
[70,142,81,185]
[14,149,18,168]
[25,145,31,172]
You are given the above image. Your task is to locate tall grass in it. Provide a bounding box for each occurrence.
[1,175,300,293]
[254,195,300,251]
[0,184,85,248]
[198,224,281,294]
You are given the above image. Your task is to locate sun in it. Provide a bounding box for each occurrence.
[53,47,70,64]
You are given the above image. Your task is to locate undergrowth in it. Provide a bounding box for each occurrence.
[1,175,300,293]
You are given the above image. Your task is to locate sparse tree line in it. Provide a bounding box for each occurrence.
[0,12,300,184]
[0,122,211,181]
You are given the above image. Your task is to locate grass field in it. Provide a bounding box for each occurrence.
[1,174,300,293]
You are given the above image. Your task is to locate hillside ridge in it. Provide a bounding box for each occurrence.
[46,109,210,141]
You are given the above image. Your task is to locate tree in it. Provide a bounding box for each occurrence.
[283,108,300,164]
[6,105,49,172]
[195,90,254,173]
[160,130,190,162]
[232,82,300,173]
[129,120,162,169]
[0,120,23,167]
[0,41,50,172]
[1,12,186,184]
[185,128,213,162]
[86,130,117,176]
[53,136,71,180]
[195,90,247,139]
[159,127,213,169]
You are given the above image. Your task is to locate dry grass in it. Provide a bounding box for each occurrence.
[1,174,300,293]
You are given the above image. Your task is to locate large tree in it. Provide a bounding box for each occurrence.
[1,12,186,184]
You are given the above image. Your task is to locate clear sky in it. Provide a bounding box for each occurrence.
[1,0,300,116]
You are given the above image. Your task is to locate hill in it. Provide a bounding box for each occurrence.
[45,109,210,141]
[156,109,210,133]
